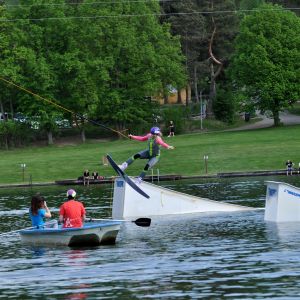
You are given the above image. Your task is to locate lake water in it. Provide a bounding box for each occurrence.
[1,176,300,299]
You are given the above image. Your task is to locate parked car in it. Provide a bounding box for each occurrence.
[0,112,9,121]
[14,112,27,123]
[54,117,72,129]
[12,113,72,129]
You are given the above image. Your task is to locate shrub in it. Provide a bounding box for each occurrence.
[213,89,236,124]
[161,105,186,135]
[0,121,32,149]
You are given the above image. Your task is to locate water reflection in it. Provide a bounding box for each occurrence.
[65,284,89,300]
[29,246,47,257]
[266,221,300,245]
[1,176,300,298]
[66,249,88,267]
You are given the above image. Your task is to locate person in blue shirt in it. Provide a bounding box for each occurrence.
[29,194,52,228]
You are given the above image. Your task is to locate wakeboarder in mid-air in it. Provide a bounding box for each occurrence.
[118,127,174,184]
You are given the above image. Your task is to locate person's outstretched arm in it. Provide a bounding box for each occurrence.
[128,133,151,141]
[156,136,175,149]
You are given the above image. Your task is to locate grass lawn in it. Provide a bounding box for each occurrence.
[1,125,300,184]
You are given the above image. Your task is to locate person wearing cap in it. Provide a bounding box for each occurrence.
[118,127,174,184]
[59,189,86,228]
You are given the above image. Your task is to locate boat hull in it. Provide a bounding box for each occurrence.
[19,221,121,247]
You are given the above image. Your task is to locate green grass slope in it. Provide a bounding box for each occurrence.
[1,125,300,184]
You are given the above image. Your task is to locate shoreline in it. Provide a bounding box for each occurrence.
[0,169,295,189]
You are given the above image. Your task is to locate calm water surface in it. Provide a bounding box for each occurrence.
[1,176,300,299]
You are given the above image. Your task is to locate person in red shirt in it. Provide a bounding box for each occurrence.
[59,189,86,228]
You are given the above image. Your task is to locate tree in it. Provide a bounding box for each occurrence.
[239,0,265,10]
[161,0,206,105]
[1,0,186,143]
[0,4,22,120]
[76,0,186,131]
[228,3,300,126]
[270,0,300,16]
[0,0,65,144]
[161,0,239,117]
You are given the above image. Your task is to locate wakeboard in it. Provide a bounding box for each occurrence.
[106,154,150,199]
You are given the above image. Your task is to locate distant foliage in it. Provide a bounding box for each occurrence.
[213,89,236,124]
[228,3,300,126]
[0,121,31,149]
[162,106,186,135]
[0,0,186,143]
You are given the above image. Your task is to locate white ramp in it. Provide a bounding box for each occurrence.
[112,177,255,219]
[265,181,300,222]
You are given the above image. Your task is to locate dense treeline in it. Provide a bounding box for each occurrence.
[0,0,299,149]
[0,0,186,146]
[162,0,300,123]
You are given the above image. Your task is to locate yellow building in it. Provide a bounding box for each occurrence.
[155,85,191,105]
